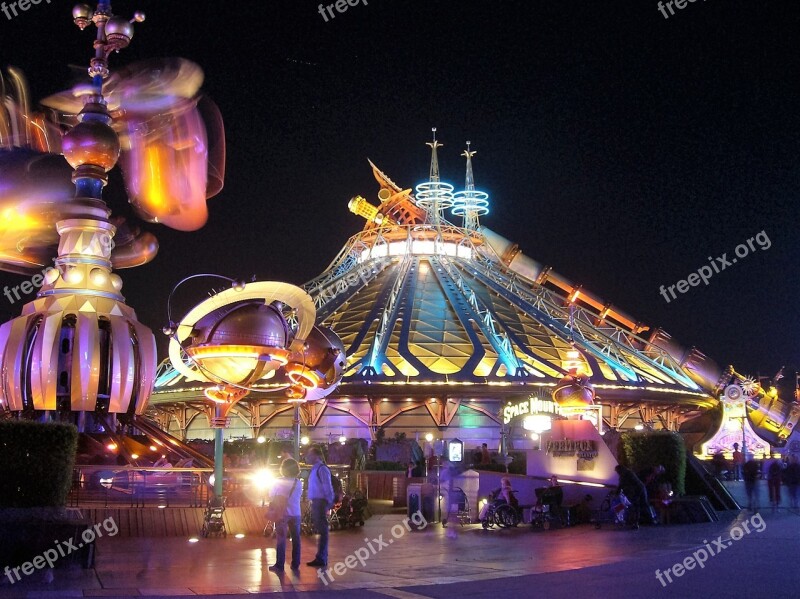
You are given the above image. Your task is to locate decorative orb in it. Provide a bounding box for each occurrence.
[44,268,60,285]
[63,267,84,285]
[90,268,108,287]
[198,302,288,349]
[132,11,146,23]
[552,374,596,408]
[187,302,290,387]
[105,16,134,46]
[72,4,93,29]
[62,120,120,171]
[285,325,345,391]
[110,274,123,291]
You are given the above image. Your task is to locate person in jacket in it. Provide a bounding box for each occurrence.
[268,458,302,572]
[305,446,334,568]
[615,465,652,524]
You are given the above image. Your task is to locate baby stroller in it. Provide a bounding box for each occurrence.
[592,490,638,530]
[449,487,471,526]
[201,496,227,538]
[347,489,368,527]
[329,494,350,530]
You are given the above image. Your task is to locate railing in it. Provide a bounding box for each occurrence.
[68,465,353,508]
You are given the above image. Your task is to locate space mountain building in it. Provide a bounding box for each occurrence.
[150,134,799,454]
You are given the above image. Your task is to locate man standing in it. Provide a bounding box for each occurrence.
[306,446,334,568]
[480,443,491,465]
[732,443,744,481]
[742,457,760,511]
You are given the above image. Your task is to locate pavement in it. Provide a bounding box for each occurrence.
[1,481,798,599]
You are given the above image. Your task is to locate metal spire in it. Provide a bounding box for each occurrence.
[452,140,489,230]
[415,127,454,226]
[427,127,443,182]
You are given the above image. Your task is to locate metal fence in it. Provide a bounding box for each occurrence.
[68,465,352,508]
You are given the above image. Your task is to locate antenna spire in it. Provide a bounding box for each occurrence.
[415,127,454,225]
[452,141,489,230]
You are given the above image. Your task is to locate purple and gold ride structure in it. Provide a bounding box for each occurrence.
[164,278,345,499]
[151,129,798,461]
[0,2,227,463]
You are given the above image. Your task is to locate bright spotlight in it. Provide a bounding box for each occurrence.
[425,433,434,443]
[257,436,266,444]
[339,436,347,445]
[252,468,274,491]
[301,436,310,446]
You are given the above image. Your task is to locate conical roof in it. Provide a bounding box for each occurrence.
[303,160,714,409]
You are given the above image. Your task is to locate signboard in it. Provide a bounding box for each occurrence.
[503,397,561,424]
[545,439,598,459]
[448,438,463,462]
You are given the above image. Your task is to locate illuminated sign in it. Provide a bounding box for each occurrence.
[503,397,561,424]
[546,439,598,459]
[448,438,463,462]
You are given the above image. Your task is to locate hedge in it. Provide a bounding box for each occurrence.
[619,431,686,496]
[0,421,78,507]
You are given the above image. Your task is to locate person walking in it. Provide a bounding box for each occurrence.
[305,446,334,568]
[615,465,654,525]
[767,455,784,512]
[784,455,800,510]
[268,458,302,572]
[742,457,760,511]
[732,443,744,481]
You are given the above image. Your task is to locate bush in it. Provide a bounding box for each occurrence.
[364,461,407,471]
[0,421,78,507]
[619,431,686,496]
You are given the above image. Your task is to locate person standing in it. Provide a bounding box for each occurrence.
[480,443,491,465]
[784,455,800,510]
[305,446,334,568]
[732,443,744,481]
[615,465,653,524]
[742,457,760,511]
[767,455,784,512]
[268,458,302,572]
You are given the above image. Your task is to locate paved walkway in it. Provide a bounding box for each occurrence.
[1,481,797,598]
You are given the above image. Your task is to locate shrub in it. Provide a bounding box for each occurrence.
[0,421,78,507]
[619,431,686,495]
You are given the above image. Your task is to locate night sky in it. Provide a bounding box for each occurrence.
[1,0,797,377]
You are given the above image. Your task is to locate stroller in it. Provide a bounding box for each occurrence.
[346,489,369,527]
[201,496,227,538]
[592,490,638,530]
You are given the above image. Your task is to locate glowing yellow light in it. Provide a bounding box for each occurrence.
[257,436,266,444]
[188,537,199,543]
[235,533,245,539]
[107,443,117,451]
[130,453,139,459]
[301,436,310,446]
[425,433,434,442]
[252,469,274,491]
[150,445,158,451]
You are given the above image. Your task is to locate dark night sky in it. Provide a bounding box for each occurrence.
[1,0,798,376]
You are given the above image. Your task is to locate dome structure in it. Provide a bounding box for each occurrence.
[149,140,797,449]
